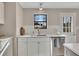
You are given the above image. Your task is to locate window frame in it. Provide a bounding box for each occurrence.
[60,13,76,34]
[33,13,47,29]
[63,16,72,32]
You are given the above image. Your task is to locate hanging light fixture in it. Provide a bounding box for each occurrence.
[33,3,46,13]
[39,3,43,11]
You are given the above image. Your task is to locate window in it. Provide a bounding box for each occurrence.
[63,16,72,32]
[60,13,76,35]
[34,14,47,29]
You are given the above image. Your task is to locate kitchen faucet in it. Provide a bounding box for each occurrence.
[37,28,40,35]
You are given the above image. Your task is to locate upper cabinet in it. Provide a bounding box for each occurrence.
[0,2,4,24]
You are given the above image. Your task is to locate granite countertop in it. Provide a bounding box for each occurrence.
[63,43,79,55]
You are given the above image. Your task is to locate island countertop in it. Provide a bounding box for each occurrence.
[64,43,79,55]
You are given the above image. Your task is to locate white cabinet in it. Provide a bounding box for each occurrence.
[38,37,51,56]
[28,37,51,56]
[28,38,38,56]
[0,2,4,24]
[18,38,28,56]
[17,37,51,56]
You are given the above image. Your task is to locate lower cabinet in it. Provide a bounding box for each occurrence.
[18,38,28,56]
[28,38,38,56]
[38,38,51,56]
[18,37,51,56]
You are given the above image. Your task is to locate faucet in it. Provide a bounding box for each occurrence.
[37,28,40,35]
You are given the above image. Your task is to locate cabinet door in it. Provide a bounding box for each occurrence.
[28,38,38,56]
[18,38,28,56]
[38,37,51,56]
[0,2,4,24]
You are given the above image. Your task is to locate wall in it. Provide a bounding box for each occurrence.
[0,2,23,36]
[0,2,16,36]
[23,8,79,26]
[16,3,23,36]
[23,8,79,42]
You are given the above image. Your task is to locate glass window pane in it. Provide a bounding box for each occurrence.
[63,16,72,32]
[34,14,47,29]
[34,14,47,21]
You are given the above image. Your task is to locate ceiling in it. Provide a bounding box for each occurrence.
[19,2,79,8]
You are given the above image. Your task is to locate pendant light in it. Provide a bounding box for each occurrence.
[33,3,46,13]
[39,3,43,11]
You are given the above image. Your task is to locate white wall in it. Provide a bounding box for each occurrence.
[16,3,23,35]
[0,2,16,36]
[0,2,23,36]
